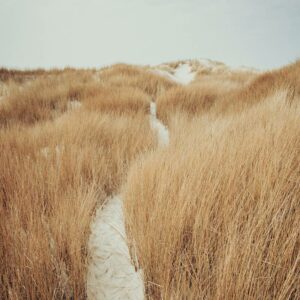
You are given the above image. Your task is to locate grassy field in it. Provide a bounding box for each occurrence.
[0,60,299,299]
[125,90,300,299]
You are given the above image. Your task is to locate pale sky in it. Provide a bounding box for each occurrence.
[0,0,299,70]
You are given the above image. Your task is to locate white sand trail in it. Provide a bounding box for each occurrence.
[149,101,169,146]
[87,102,170,300]
[87,196,144,300]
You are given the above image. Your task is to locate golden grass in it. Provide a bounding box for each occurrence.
[124,90,300,299]
[194,69,256,90]
[213,60,300,115]
[82,85,151,115]
[0,77,71,126]
[0,67,97,83]
[1,60,300,299]
[156,84,221,124]
[156,61,300,124]
[0,106,157,299]
[100,63,178,98]
[0,68,47,83]
[0,69,152,126]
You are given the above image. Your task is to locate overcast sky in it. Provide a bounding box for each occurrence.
[0,0,299,70]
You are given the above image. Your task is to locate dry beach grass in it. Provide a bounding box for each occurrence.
[124,90,300,299]
[0,67,158,299]
[0,60,299,299]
